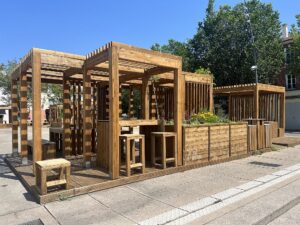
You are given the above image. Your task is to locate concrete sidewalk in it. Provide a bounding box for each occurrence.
[0,128,300,225]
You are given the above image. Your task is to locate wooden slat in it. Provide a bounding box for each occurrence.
[20,73,28,158]
[11,78,18,155]
[82,68,92,165]
[63,76,71,157]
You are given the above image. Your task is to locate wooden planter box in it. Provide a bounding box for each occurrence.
[183,123,248,165]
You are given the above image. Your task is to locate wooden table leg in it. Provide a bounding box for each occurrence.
[66,166,71,189]
[174,135,178,167]
[40,169,47,195]
[131,139,135,164]
[151,135,155,166]
[162,136,166,169]
[141,137,145,174]
[126,139,131,176]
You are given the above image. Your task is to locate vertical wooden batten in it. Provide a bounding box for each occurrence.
[280,92,285,131]
[109,45,120,179]
[11,78,19,156]
[174,63,184,166]
[32,49,42,171]
[20,73,28,164]
[254,84,259,119]
[63,75,72,157]
[82,67,92,167]
[142,76,150,120]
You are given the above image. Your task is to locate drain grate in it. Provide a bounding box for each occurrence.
[249,161,282,168]
[17,219,44,225]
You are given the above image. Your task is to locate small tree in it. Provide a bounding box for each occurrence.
[0,60,18,105]
[288,15,300,76]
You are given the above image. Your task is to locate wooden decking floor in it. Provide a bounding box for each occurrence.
[5,156,167,204]
[5,153,249,204]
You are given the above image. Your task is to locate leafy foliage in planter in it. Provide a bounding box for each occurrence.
[189,111,229,124]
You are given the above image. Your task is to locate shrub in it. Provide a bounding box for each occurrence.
[190,111,229,124]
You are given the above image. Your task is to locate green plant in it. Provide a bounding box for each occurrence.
[189,110,230,124]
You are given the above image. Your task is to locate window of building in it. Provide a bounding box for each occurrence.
[285,74,296,90]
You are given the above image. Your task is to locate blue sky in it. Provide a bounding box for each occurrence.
[0,0,299,63]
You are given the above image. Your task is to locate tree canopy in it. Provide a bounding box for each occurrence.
[0,60,18,105]
[152,0,284,86]
[288,15,300,76]
[0,60,62,107]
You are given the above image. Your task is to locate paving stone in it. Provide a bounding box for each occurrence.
[90,186,175,222]
[45,195,134,225]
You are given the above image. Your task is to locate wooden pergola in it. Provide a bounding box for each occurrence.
[214,83,285,134]
[11,42,213,180]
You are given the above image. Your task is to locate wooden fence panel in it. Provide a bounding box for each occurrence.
[96,120,110,171]
[264,124,272,148]
[183,123,248,165]
[230,123,248,156]
[210,125,230,161]
[248,125,257,152]
[183,126,209,165]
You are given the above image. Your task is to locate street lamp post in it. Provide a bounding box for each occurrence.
[244,0,258,83]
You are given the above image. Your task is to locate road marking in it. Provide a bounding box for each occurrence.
[136,164,300,225]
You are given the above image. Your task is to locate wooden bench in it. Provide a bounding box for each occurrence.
[120,134,145,176]
[151,132,177,169]
[35,158,71,195]
[28,139,56,160]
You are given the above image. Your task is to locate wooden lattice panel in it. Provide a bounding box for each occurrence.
[230,124,248,156]
[183,126,209,165]
[210,125,230,160]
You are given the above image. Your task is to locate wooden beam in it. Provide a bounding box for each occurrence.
[109,45,120,179]
[11,78,18,156]
[118,46,180,68]
[174,65,184,166]
[82,67,93,167]
[32,49,42,171]
[63,76,72,157]
[20,73,28,163]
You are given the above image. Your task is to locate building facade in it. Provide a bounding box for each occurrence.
[277,25,300,130]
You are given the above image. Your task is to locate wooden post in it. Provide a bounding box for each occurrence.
[280,92,285,131]
[82,67,92,167]
[141,76,149,119]
[254,84,259,119]
[174,65,184,166]
[77,82,82,154]
[109,45,120,179]
[63,76,72,157]
[32,50,42,170]
[72,82,77,155]
[228,94,232,120]
[209,82,214,112]
[11,78,19,156]
[20,73,28,164]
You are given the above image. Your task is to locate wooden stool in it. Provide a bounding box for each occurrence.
[35,158,71,195]
[151,132,177,169]
[120,134,145,176]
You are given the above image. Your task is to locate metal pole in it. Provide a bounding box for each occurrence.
[244,0,258,83]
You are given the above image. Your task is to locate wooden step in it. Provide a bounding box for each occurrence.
[46,179,66,187]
